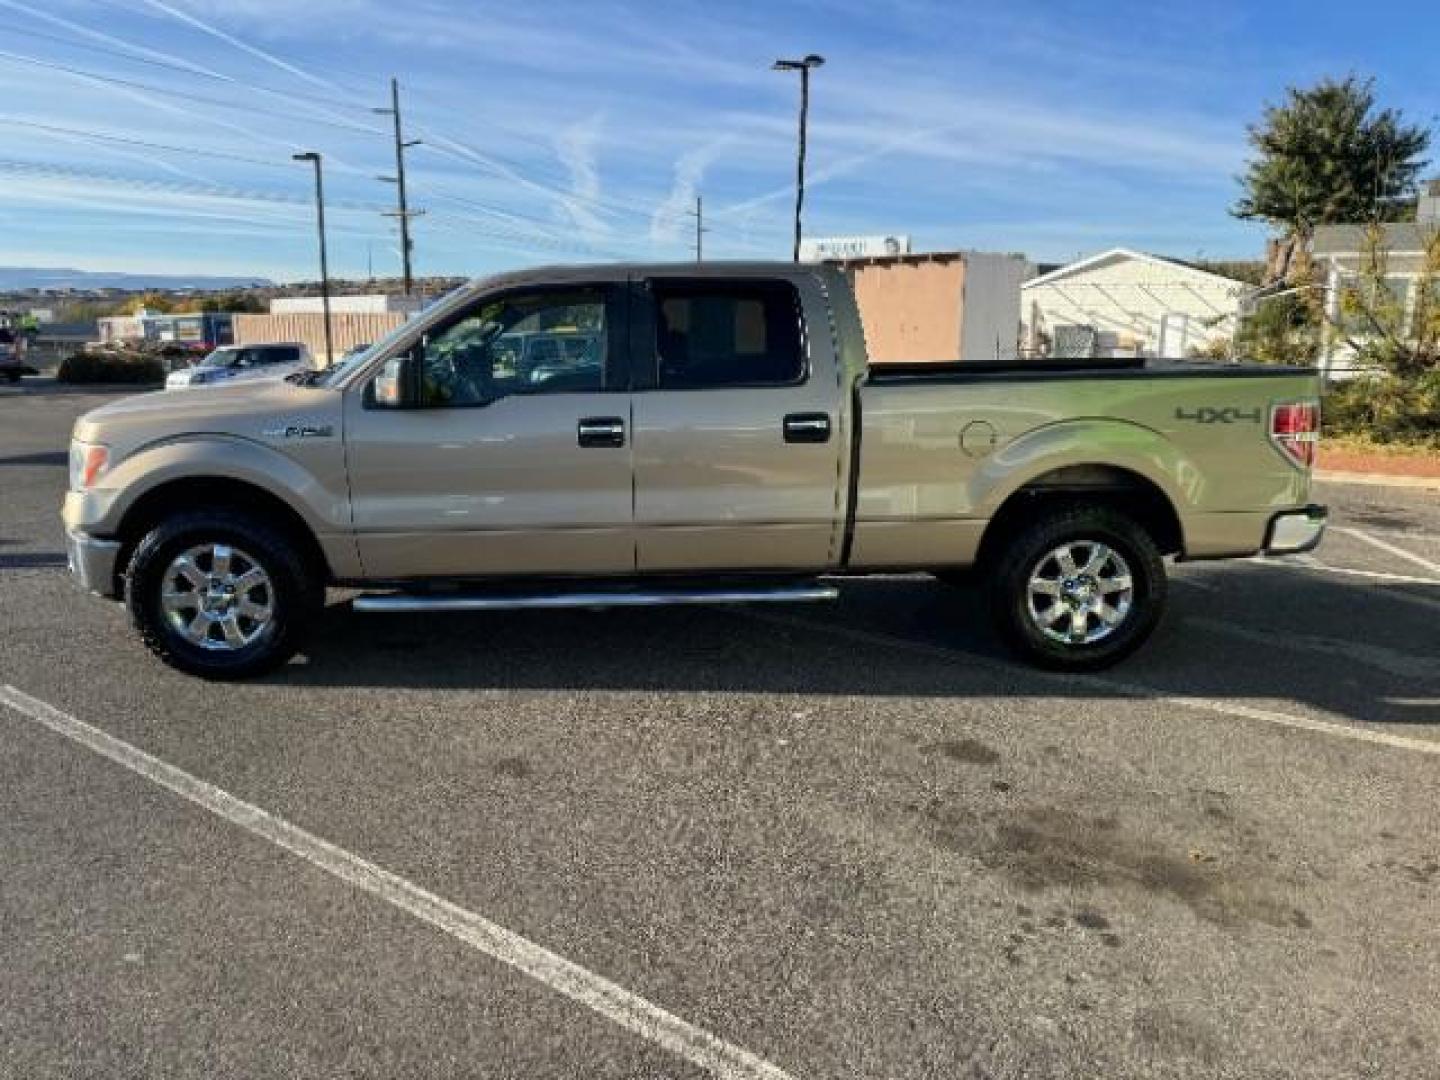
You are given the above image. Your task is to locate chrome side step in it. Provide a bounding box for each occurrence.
[352,582,839,613]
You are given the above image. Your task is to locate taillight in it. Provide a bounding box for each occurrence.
[1271,401,1319,468]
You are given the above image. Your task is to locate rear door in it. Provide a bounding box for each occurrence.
[344,284,635,578]
[629,274,845,571]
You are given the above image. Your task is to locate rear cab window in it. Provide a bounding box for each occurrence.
[649,280,806,389]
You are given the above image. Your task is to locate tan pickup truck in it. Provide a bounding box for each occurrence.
[63,262,1326,679]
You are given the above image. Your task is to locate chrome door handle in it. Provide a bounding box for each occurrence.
[783,413,831,444]
[578,416,626,448]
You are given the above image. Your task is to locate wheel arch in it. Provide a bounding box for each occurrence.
[976,463,1184,571]
[113,476,332,591]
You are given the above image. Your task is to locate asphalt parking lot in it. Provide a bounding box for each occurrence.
[2,382,1438,1079]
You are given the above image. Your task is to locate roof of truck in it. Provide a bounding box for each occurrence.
[461,261,833,291]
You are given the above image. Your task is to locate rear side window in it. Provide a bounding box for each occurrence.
[258,346,300,365]
[653,280,804,389]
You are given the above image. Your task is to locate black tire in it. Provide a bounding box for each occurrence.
[984,503,1166,671]
[125,509,322,680]
[1,370,19,384]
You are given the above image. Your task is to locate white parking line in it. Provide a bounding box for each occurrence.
[1333,526,1440,577]
[739,612,1440,757]
[1183,615,1438,681]
[0,684,795,1080]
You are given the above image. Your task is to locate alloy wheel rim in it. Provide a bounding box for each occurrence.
[160,543,276,651]
[1025,540,1134,646]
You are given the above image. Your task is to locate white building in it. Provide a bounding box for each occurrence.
[1311,181,1440,377]
[270,294,421,316]
[1022,248,1248,358]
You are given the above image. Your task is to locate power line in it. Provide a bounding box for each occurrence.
[0,4,763,257]
[0,158,384,210]
[0,117,292,169]
[0,49,385,136]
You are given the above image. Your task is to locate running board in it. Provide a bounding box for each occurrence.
[352,582,838,613]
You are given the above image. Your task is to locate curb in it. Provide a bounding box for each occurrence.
[1315,469,1440,492]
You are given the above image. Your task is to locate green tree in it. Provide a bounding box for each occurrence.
[196,291,265,313]
[119,291,176,315]
[1234,76,1430,282]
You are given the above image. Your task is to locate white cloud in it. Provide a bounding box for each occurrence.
[552,114,609,240]
[649,137,732,247]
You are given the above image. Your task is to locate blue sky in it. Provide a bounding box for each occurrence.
[0,0,1435,281]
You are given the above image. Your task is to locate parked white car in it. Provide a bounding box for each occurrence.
[165,343,312,389]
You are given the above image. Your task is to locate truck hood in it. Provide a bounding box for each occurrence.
[73,380,343,452]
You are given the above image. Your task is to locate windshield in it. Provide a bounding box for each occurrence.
[198,347,241,369]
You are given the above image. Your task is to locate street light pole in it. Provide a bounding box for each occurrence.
[293,151,333,366]
[773,54,824,262]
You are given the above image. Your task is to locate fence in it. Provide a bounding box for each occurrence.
[234,312,408,364]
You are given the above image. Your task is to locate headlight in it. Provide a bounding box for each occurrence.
[68,440,110,490]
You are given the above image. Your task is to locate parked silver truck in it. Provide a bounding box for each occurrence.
[63,262,1325,679]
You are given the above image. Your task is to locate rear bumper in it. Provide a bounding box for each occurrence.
[1264,504,1328,555]
[65,528,122,598]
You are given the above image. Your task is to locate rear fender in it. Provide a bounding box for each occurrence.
[972,419,1199,518]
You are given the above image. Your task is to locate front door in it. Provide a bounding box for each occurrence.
[345,285,634,578]
[630,275,845,572]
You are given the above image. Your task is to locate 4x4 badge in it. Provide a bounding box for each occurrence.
[1174,407,1262,424]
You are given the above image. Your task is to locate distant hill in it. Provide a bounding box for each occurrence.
[0,266,272,291]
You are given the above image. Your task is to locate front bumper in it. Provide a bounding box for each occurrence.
[65,528,123,598]
[1264,504,1328,556]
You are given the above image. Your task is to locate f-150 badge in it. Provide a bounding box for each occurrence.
[262,422,334,439]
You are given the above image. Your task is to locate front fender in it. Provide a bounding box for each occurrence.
[70,434,349,538]
[971,418,1203,518]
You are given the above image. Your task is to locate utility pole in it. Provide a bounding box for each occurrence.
[375,77,423,295]
[687,194,707,262]
[292,151,333,366]
[773,54,824,262]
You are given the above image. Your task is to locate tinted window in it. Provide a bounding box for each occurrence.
[653,281,804,389]
[415,290,607,407]
[242,346,299,365]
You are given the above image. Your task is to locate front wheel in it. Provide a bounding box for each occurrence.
[984,504,1166,671]
[125,510,322,680]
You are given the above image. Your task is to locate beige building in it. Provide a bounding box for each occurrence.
[1023,248,1247,358]
[835,250,1033,363]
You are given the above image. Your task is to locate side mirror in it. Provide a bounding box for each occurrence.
[372,354,411,408]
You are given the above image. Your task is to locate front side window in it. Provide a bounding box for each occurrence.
[416,290,607,407]
[653,281,804,389]
[199,347,241,368]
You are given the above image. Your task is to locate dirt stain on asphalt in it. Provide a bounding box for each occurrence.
[492,756,533,779]
[926,738,1001,766]
[922,802,1310,929]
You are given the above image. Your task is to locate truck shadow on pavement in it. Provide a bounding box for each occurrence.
[274,572,1440,729]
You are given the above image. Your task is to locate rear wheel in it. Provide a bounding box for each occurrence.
[984,504,1166,671]
[125,510,321,679]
